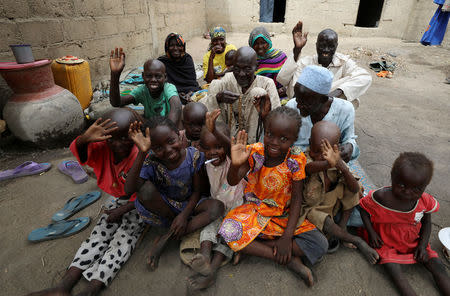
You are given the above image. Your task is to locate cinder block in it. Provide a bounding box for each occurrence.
[103,35,128,53]
[28,0,75,17]
[117,16,135,33]
[0,22,22,52]
[81,38,107,59]
[102,0,124,15]
[123,0,141,14]
[63,18,96,41]
[94,16,119,37]
[1,0,30,18]
[18,20,64,47]
[133,15,150,30]
[47,43,84,59]
[73,0,103,17]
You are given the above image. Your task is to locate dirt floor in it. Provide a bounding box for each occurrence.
[1,33,449,296]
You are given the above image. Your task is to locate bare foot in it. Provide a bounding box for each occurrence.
[74,279,104,296]
[187,273,216,293]
[190,253,212,276]
[232,252,244,265]
[287,257,314,287]
[147,233,171,271]
[355,238,379,264]
[27,288,71,296]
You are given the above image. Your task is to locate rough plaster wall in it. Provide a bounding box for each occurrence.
[150,0,207,57]
[206,0,448,45]
[403,0,449,47]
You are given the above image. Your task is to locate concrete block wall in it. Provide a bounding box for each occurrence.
[0,0,207,88]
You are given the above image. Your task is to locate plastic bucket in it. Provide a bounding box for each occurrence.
[10,44,35,64]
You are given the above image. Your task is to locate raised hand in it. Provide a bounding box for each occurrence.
[321,139,341,168]
[292,21,308,50]
[110,47,126,74]
[81,118,118,143]
[253,94,271,120]
[205,109,221,133]
[230,130,251,166]
[128,121,151,153]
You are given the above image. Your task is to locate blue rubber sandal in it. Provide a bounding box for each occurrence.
[28,217,90,242]
[52,191,101,222]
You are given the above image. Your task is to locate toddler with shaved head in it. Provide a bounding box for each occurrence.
[298,120,379,264]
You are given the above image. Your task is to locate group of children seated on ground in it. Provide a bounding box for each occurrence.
[29,30,449,296]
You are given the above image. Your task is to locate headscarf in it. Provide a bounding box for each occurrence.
[209,27,227,50]
[248,26,273,54]
[209,26,226,39]
[164,33,186,59]
[248,27,287,89]
[158,33,200,94]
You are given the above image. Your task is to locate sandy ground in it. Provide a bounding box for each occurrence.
[1,33,449,296]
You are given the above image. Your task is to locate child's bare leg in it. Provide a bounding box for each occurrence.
[423,258,450,295]
[242,239,313,286]
[384,263,417,296]
[137,182,175,271]
[185,199,224,234]
[323,216,379,264]
[188,251,226,292]
[74,279,103,296]
[147,231,172,271]
[190,241,213,275]
[27,267,82,296]
[337,208,357,249]
[337,208,352,229]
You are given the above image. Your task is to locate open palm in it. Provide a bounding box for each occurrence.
[110,47,126,74]
[292,21,308,49]
[128,121,151,153]
[84,118,118,143]
[231,130,251,166]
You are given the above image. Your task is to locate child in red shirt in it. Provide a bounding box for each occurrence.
[30,108,145,296]
[360,152,449,296]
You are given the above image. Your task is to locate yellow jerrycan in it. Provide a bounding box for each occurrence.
[51,56,93,109]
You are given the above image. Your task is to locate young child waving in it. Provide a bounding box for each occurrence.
[187,109,246,291]
[218,106,328,287]
[124,117,224,271]
[360,152,450,296]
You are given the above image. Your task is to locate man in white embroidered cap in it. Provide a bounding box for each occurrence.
[285,65,359,163]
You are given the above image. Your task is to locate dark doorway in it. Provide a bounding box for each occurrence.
[273,0,286,23]
[260,0,286,23]
[355,0,385,27]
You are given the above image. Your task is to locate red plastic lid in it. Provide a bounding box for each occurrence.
[0,59,51,71]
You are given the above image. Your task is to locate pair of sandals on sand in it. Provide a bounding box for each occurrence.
[0,160,101,242]
[27,190,102,243]
[0,159,89,184]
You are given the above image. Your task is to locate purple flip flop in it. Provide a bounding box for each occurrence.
[58,160,89,184]
[0,161,52,181]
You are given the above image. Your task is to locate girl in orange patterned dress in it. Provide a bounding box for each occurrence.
[218,106,328,287]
